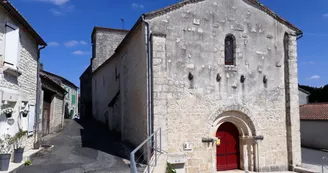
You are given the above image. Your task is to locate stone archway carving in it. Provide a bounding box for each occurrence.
[206,104,257,137]
[206,105,258,172]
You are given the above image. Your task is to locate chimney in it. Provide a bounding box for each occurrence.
[40,63,44,71]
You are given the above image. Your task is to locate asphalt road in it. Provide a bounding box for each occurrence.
[18,118,133,173]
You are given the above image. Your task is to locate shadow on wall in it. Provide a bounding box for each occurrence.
[74,117,140,161]
[64,103,69,119]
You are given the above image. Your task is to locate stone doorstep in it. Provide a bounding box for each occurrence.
[0,148,43,173]
[217,170,296,173]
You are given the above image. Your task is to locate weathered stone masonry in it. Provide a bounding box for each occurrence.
[148,0,301,172]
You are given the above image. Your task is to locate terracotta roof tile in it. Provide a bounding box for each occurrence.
[300,103,328,121]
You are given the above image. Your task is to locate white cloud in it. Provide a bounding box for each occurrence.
[49,5,74,16]
[64,40,87,47]
[131,3,144,9]
[48,41,60,46]
[49,9,62,16]
[72,50,90,55]
[80,41,87,45]
[300,61,315,65]
[307,75,320,80]
[35,0,70,5]
[323,13,328,18]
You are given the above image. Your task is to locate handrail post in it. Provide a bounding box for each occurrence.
[155,130,157,166]
[130,152,136,173]
[160,128,162,153]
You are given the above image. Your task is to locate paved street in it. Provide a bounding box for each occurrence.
[18,118,133,173]
[302,147,328,173]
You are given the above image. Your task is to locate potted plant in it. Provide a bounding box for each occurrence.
[2,108,14,118]
[9,129,27,163]
[20,109,29,118]
[0,135,12,171]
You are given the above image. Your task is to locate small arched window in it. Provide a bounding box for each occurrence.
[225,34,235,65]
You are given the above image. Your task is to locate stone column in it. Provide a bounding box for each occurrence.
[287,34,302,166]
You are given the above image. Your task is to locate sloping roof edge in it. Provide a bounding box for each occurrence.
[1,0,46,46]
[299,87,310,95]
[40,73,67,95]
[144,0,302,34]
[91,27,129,44]
[41,70,78,89]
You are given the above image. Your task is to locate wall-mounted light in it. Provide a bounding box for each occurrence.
[263,75,268,84]
[188,72,194,81]
[216,73,221,82]
[201,138,214,143]
[254,135,264,141]
[240,75,246,83]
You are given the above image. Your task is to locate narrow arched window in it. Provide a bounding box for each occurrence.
[225,34,235,65]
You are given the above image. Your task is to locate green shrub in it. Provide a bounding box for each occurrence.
[166,163,176,173]
[24,160,32,166]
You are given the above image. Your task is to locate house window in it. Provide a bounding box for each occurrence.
[225,34,235,65]
[4,23,20,68]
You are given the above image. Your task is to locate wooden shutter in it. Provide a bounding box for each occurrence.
[4,23,19,68]
[72,95,76,104]
[28,105,36,136]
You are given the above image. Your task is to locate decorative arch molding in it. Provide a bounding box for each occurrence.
[206,104,257,137]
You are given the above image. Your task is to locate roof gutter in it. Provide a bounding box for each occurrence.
[34,44,46,149]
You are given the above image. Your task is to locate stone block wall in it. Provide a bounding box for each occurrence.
[92,55,120,124]
[119,25,148,146]
[148,0,301,172]
[49,95,64,133]
[0,5,38,145]
[91,29,128,72]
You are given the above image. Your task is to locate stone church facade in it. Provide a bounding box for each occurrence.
[82,0,302,172]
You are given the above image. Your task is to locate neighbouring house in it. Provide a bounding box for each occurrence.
[0,0,46,151]
[300,103,328,150]
[41,68,79,119]
[82,0,303,172]
[40,70,66,136]
[299,87,310,105]
[80,27,128,122]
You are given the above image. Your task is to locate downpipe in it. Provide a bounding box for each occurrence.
[142,15,153,173]
[34,45,46,149]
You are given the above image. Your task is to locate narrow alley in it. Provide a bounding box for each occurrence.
[18,118,132,173]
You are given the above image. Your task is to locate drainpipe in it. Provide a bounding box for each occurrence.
[142,15,153,138]
[34,45,46,149]
[142,15,153,169]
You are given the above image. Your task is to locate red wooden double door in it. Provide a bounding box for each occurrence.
[216,122,240,171]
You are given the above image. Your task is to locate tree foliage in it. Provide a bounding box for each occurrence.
[299,84,328,103]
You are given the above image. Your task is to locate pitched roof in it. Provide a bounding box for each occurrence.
[41,70,78,89]
[114,0,302,57]
[143,0,302,34]
[300,103,328,121]
[1,0,46,46]
[91,27,129,43]
[40,72,67,94]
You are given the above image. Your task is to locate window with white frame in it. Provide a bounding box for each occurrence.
[4,23,20,68]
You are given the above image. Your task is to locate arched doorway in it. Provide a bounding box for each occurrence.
[216,122,240,171]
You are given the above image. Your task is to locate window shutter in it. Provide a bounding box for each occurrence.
[4,24,19,68]
[72,95,76,104]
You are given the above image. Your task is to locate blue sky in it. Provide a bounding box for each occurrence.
[10,0,328,87]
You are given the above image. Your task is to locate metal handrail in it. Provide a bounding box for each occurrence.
[130,128,162,173]
[322,156,328,173]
